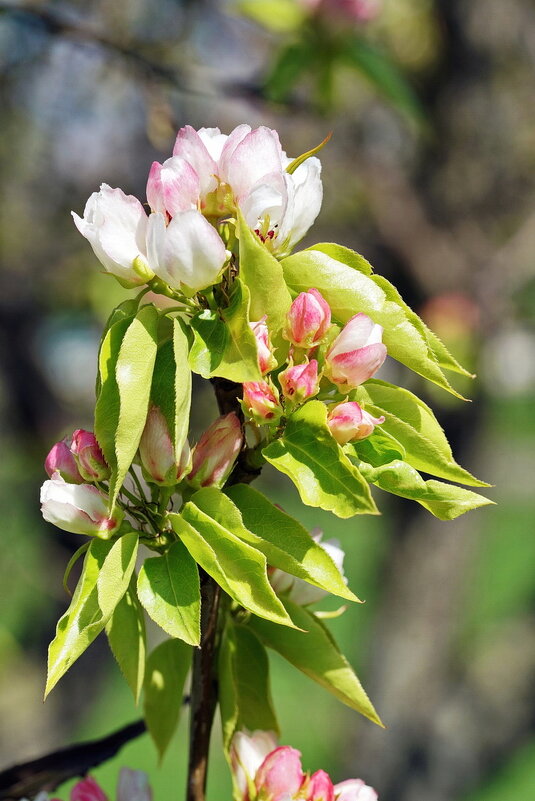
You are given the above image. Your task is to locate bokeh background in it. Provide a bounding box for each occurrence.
[1,1,535,799]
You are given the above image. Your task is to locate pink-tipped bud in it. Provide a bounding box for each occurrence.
[40,474,123,539]
[325,313,387,390]
[327,402,384,446]
[71,430,110,483]
[333,779,378,801]
[45,439,84,484]
[255,746,305,801]
[307,770,335,801]
[279,360,320,406]
[284,289,331,348]
[242,381,282,425]
[139,406,191,486]
[250,316,277,375]
[146,156,200,217]
[230,730,279,801]
[187,413,242,489]
[71,777,108,801]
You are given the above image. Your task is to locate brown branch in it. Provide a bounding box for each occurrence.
[0,720,146,800]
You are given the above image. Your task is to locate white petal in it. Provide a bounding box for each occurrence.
[329,314,376,356]
[240,172,287,231]
[279,157,323,252]
[197,127,228,161]
[173,125,219,198]
[221,126,284,200]
[117,768,152,801]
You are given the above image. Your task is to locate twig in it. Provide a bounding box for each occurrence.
[0,720,146,800]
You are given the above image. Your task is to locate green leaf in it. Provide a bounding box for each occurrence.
[188,279,261,382]
[150,317,191,461]
[46,535,138,696]
[306,243,373,275]
[169,509,297,629]
[262,400,378,518]
[219,622,279,751]
[95,305,159,508]
[237,209,292,358]
[106,579,146,703]
[356,459,494,520]
[249,600,382,726]
[350,430,406,467]
[282,248,468,398]
[222,484,359,602]
[340,35,425,125]
[137,540,201,646]
[355,380,489,487]
[143,638,191,759]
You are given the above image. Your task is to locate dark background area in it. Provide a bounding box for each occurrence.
[1,1,535,799]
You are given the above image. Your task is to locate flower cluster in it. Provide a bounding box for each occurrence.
[73,125,322,293]
[231,730,377,801]
[41,412,244,538]
[242,288,386,443]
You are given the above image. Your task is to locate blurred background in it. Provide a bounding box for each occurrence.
[1,1,535,799]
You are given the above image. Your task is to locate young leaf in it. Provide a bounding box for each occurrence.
[219,484,359,602]
[106,579,146,703]
[46,535,137,697]
[169,510,297,629]
[264,40,317,102]
[95,305,159,508]
[356,459,493,520]
[248,600,382,726]
[137,540,201,646]
[350,429,406,467]
[143,638,191,759]
[262,400,378,518]
[149,317,191,462]
[188,279,261,382]
[355,379,489,487]
[219,622,279,751]
[282,248,467,398]
[237,209,292,357]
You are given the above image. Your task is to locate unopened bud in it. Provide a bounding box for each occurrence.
[270,529,346,605]
[45,439,84,484]
[242,381,282,425]
[139,406,191,486]
[250,316,277,375]
[325,313,387,390]
[279,360,319,406]
[40,474,123,539]
[284,289,331,348]
[71,430,110,482]
[327,401,384,445]
[187,413,242,489]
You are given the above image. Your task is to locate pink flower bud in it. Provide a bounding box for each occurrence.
[325,313,387,390]
[71,777,108,801]
[250,316,277,375]
[333,779,378,801]
[255,746,305,801]
[307,770,335,801]
[188,413,242,489]
[284,289,331,348]
[45,439,84,484]
[230,730,279,801]
[279,360,320,405]
[71,430,110,483]
[327,402,384,446]
[242,381,282,425]
[40,474,123,538]
[139,407,190,485]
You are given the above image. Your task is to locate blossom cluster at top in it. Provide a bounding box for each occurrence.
[231,730,378,801]
[73,125,322,292]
